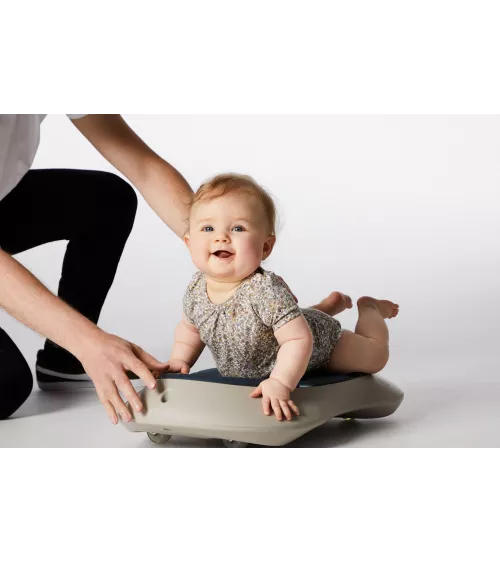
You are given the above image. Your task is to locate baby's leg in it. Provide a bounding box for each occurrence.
[312,291,352,316]
[328,297,399,374]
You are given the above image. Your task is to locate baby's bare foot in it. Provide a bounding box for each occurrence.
[357,296,399,319]
[315,291,353,316]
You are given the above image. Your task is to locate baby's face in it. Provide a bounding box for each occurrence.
[185,192,275,282]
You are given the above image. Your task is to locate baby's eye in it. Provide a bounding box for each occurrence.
[202,226,214,232]
[232,225,245,232]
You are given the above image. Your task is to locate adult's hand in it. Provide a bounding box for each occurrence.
[1,242,169,426]
[77,332,168,425]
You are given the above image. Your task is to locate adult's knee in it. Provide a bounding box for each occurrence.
[0,329,33,420]
[95,173,138,232]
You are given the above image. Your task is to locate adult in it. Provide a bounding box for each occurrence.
[0,114,192,424]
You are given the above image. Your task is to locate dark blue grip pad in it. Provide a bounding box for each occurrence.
[159,368,367,388]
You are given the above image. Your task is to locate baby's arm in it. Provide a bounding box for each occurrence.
[270,315,313,390]
[250,315,313,421]
[248,270,314,420]
[166,313,206,373]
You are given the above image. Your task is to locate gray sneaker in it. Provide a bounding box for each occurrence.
[35,347,142,390]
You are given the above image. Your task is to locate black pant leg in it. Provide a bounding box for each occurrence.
[0,169,138,379]
[0,328,33,419]
[0,169,138,324]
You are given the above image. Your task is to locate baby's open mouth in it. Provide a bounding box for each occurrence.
[212,250,234,259]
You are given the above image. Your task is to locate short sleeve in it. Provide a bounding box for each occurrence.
[66,114,88,120]
[251,271,302,331]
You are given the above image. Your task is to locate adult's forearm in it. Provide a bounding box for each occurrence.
[133,155,193,238]
[0,250,101,357]
[72,115,194,239]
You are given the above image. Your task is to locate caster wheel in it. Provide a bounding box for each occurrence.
[221,439,248,448]
[147,432,172,444]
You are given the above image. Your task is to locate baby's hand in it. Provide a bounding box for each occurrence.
[249,378,300,421]
[164,359,190,374]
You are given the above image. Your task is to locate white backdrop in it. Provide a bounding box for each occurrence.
[1,115,499,385]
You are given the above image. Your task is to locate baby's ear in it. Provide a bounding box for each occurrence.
[262,235,276,260]
[184,233,191,248]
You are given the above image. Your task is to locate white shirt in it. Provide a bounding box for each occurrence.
[0,114,88,202]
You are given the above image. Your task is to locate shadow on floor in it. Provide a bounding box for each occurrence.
[286,418,401,447]
[10,388,98,420]
[134,417,405,448]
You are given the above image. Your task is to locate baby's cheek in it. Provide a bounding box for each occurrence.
[240,246,260,263]
[192,248,208,270]
[243,239,262,256]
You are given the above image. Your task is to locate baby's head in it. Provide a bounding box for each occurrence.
[185,173,277,282]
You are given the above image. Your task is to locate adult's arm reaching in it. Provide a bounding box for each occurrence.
[71,114,194,238]
[0,249,163,424]
[1,114,195,423]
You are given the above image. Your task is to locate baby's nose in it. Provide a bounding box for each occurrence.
[215,232,230,242]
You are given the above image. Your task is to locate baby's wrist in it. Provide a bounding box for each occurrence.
[170,357,191,365]
[269,375,294,392]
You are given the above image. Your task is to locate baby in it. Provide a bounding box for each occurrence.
[166,174,399,421]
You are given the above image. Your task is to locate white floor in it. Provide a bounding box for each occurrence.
[1,368,499,447]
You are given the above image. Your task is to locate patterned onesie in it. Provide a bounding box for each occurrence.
[183,267,343,379]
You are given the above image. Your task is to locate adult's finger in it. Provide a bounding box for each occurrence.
[131,344,169,372]
[125,354,157,390]
[115,375,143,413]
[103,401,119,425]
[108,390,132,423]
[96,388,119,425]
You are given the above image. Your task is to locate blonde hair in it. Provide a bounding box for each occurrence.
[190,173,277,235]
